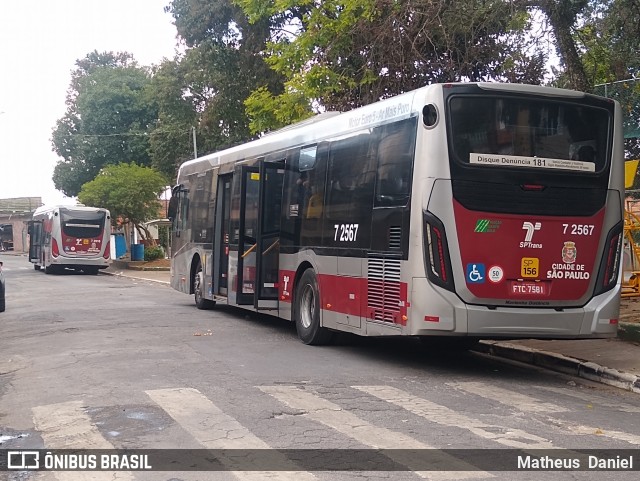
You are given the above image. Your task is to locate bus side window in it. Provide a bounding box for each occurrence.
[326,134,374,220]
[172,187,189,237]
[374,117,417,207]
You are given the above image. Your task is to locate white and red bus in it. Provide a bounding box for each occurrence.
[169,83,624,346]
[28,205,111,274]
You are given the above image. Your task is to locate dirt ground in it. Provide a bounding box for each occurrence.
[620,298,640,324]
[137,258,170,269]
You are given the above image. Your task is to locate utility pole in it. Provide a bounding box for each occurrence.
[192,126,198,159]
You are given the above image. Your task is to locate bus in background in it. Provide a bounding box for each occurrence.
[28,205,111,275]
[169,82,624,347]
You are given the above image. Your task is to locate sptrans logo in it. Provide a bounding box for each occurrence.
[521,222,542,248]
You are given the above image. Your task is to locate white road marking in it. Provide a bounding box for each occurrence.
[536,386,640,413]
[146,387,316,480]
[451,383,640,445]
[32,400,134,480]
[260,385,492,480]
[355,385,553,449]
[449,382,568,413]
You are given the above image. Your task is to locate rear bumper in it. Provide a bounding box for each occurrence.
[409,277,620,339]
[50,256,110,268]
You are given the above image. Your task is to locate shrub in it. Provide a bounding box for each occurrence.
[144,245,165,261]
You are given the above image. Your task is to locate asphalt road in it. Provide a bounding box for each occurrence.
[1,254,639,480]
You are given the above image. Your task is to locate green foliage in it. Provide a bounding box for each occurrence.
[52,51,158,197]
[77,163,167,240]
[237,0,546,132]
[157,225,170,253]
[144,245,165,261]
[146,59,200,179]
[244,86,313,133]
[165,0,285,142]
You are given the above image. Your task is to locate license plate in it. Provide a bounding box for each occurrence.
[510,281,547,296]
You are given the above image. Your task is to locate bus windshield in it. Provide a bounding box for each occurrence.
[448,96,611,173]
[60,209,106,238]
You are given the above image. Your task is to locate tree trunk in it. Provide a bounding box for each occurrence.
[538,0,590,92]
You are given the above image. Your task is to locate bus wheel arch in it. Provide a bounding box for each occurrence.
[192,256,215,310]
[294,267,333,345]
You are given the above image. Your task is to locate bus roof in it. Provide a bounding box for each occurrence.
[33,205,109,216]
[176,82,593,180]
[177,86,425,179]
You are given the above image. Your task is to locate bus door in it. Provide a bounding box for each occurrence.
[255,160,285,310]
[214,174,232,296]
[27,220,43,263]
[236,166,261,305]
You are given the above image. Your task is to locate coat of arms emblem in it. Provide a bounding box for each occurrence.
[562,241,577,263]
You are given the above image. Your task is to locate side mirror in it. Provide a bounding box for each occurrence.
[167,196,178,221]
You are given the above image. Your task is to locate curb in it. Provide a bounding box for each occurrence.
[475,341,640,394]
[126,266,170,271]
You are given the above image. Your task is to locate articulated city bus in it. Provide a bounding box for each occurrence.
[169,83,624,346]
[28,205,111,274]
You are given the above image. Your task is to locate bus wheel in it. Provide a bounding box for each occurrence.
[194,262,215,310]
[34,265,41,271]
[294,269,333,345]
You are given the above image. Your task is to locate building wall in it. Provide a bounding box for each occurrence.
[0,196,42,253]
[0,216,30,252]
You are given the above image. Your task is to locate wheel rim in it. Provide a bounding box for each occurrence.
[194,270,203,303]
[300,284,315,329]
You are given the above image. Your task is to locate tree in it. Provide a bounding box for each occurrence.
[146,59,200,180]
[77,163,167,245]
[52,51,158,196]
[236,0,546,132]
[534,0,591,91]
[164,0,285,143]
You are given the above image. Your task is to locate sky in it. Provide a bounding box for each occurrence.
[0,0,179,206]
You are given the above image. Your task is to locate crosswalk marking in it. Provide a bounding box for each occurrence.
[557,421,640,445]
[260,385,492,480]
[145,387,316,480]
[449,383,640,445]
[448,382,568,413]
[536,385,640,413]
[354,385,553,449]
[32,400,134,481]
[22,383,640,480]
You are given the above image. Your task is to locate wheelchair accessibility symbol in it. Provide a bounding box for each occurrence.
[466,263,486,284]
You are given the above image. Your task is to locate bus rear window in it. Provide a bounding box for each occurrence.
[60,210,106,238]
[449,96,611,173]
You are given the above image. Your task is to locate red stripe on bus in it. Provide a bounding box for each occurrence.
[279,270,408,325]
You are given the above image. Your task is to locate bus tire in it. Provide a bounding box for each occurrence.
[34,265,41,271]
[294,269,333,345]
[194,261,215,310]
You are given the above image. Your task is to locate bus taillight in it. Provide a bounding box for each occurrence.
[594,222,623,296]
[52,238,60,258]
[103,241,110,259]
[423,212,455,292]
